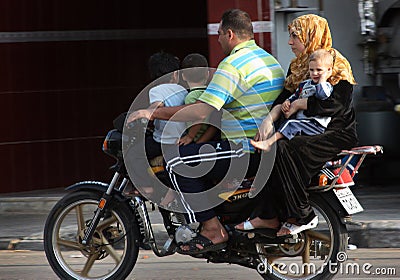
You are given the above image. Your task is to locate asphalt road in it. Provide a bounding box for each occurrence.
[0,248,399,279]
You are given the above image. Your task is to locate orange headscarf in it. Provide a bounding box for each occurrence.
[284,14,356,92]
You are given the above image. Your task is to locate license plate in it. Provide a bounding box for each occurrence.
[333,186,363,214]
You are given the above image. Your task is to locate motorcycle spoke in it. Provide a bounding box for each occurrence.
[97,216,118,231]
[57,238,82,250]
[301,237,311,275]
[255,201,344,279]
[266,256,279,264]
[45,193,139,280]
[80,252,99,277]
[306,230,331,242]
[101,236,122,263]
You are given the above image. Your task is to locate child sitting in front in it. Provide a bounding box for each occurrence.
[160,53,220,207]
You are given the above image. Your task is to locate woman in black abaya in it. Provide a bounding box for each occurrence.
[236,14,358,236]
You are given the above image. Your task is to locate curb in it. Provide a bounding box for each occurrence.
[0,197,60,214]
[1,239,44,251]
[348,221,400,248]
[0,224,168,251]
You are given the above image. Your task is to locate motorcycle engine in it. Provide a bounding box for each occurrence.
[175,225,197,244]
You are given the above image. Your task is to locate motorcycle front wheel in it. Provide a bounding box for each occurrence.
[257,194,348,280]
[44,190,140,280]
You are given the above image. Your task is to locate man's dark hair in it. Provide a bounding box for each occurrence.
[221,9,254,40]
[181,53,208,83]
[148,51,180,80]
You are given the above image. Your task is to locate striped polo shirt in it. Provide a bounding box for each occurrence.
[198,40,284,151]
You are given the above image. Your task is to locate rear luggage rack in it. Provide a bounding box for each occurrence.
[307,145,383,192]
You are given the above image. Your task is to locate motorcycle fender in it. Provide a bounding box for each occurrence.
[65,181,129,204]
[66,181,108,192]
[310,191,348,224]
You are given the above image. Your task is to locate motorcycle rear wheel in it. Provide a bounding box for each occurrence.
[44,190,140,280]
[257,195,348,280]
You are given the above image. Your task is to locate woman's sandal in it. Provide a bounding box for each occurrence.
[277,216,319,236]
[235,220,279,238]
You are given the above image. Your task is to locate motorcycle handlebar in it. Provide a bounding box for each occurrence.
[112,112,149,132]
[126,118,148,130]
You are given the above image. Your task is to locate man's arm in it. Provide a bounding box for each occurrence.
[147,101,163,110]
[127,101,215,123]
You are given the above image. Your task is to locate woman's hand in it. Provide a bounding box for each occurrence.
[281,100,291,113]
[283,98,308,119]
[283,103,297,119]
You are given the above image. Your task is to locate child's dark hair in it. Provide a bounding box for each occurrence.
[148,51,180,80]
[181,53,208,83]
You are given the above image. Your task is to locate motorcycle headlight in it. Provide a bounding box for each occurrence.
[102,129,122,159]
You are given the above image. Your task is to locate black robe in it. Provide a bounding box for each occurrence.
[258,80,358,223]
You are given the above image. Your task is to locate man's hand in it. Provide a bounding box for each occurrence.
[177,135,193,146]
[127,109,153,125]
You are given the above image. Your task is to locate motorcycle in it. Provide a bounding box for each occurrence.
[43,115,383,280]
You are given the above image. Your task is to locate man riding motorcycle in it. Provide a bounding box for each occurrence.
[126,8,285,254]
